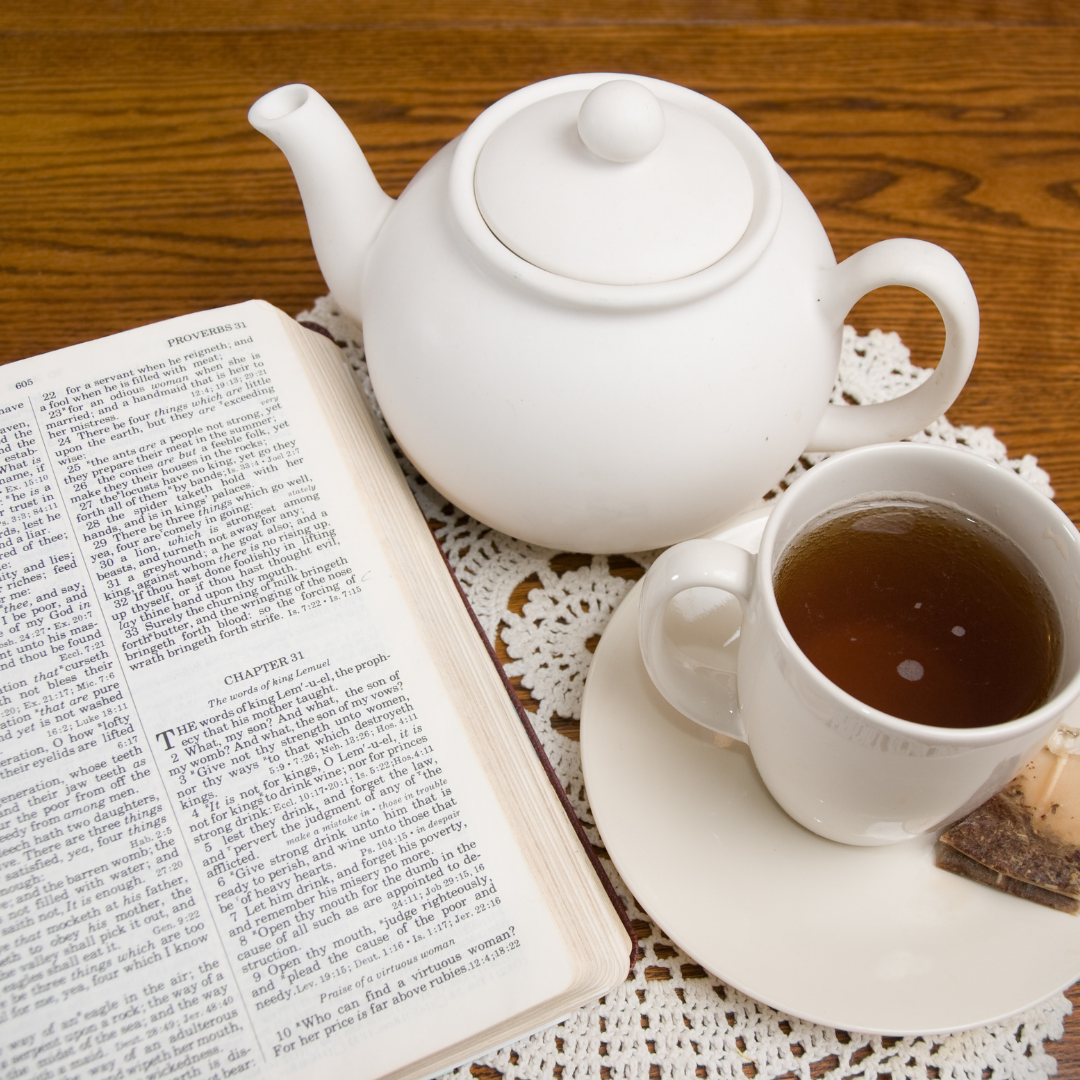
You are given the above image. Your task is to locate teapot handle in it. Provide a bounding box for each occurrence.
[807,238,979,452]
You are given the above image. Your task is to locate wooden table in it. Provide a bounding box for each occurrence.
[3,3,1080,1076]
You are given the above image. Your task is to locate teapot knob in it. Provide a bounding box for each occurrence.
[577,79,665,163]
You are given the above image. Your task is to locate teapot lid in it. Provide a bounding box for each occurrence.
[474,78,757,286]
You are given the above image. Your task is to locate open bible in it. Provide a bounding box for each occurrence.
[0,301,632,1080]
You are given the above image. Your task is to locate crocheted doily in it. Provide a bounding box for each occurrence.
[297,296,1070,1080]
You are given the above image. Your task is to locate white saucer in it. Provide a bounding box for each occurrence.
[580,508,1080,1034]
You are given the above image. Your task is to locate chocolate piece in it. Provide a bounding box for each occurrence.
[934,840,1080,914]
[937,783,1080,913]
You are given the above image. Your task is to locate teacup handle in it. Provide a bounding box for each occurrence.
[808,238,980,451]
[638,538,755,741]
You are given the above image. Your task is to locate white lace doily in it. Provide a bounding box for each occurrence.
[298,296,1070,1080]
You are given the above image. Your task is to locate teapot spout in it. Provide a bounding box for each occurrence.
[249,85,394,317]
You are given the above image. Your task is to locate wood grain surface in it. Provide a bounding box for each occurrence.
[2,4,1080,1077]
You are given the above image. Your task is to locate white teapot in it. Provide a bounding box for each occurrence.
[250,74,978,553]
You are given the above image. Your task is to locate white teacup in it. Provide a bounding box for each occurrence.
[638,442,1080,846]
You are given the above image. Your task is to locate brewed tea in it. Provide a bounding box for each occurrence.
[773,499,1061,728]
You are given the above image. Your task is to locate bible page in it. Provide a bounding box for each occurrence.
[0,303,573,1080]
